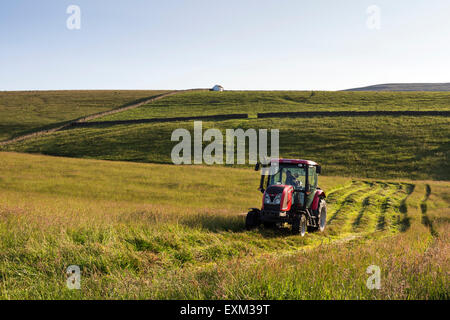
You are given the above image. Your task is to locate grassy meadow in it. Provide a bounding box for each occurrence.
[2,90,448,180]
[0,90,168,141]
[92,91,450,121]
[0,152,448,299]
[3,116,449,180]
[0,90,449,300]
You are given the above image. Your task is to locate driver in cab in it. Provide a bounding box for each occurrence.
[285,170,301,187]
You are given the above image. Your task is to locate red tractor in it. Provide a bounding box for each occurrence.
[246,159,327,236]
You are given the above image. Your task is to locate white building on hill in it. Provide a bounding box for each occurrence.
[211,85,224,92]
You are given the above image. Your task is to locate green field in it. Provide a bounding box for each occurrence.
[91,91,450,121]
[0,90,168,141]
[0,90,449,299]
[3,116,449,180]
[0,152,448,299]
[2,90,448,180]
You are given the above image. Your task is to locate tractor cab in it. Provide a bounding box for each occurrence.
[257,159,321,208]
[247,159,326,236]
[258,159,320,190]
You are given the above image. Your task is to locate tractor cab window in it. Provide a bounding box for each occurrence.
[268,164,306,189]
[270,169,283,185]
[309,166,318,189]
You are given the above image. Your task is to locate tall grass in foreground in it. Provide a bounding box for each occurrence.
[0,153,448,299]
[152,223,448,300]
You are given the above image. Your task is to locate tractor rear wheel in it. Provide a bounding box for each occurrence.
[309,199,327,232]
[292,214,307,236]
[245,209,260,230]
[318,199,327,232]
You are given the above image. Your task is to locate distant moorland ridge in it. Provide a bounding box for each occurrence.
[344,83,450,91]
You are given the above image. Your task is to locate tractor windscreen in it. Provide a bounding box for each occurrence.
[268,164,307,189]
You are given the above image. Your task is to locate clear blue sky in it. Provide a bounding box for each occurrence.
[1,0,449,91]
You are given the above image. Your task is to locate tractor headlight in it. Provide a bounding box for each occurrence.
[264,193,282,205]
[264,193,271,204]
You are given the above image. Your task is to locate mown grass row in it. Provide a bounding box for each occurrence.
[137,183,449,300]
[0,152,447,299]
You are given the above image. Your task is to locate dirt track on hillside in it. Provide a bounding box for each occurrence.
[0,89,206,147]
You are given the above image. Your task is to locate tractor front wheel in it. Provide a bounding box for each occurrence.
[245,209,260,230]
[292,214,307,236]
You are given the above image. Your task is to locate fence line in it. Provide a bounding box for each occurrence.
[70,114,248,127]
[257,110,450,118]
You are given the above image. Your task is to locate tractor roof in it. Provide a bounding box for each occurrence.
[271,158,318,166]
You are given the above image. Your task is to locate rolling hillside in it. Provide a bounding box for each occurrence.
[0,90,449,299]
[2,91,449,180]
[345,83,450,92]
[91,90,450,121]
[0,90,169,141]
